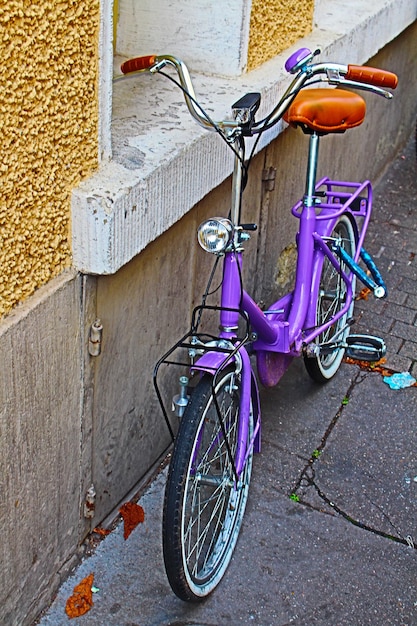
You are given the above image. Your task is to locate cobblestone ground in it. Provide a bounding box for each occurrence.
[355,132,417,378]
[34,130,417,626]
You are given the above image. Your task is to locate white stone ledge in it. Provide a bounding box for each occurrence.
[72,0,417,274]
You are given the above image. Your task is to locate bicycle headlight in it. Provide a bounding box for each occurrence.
[197,218,233,253]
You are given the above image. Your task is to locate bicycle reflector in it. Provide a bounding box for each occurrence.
[197,218,233,253]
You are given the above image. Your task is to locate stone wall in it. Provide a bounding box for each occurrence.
[248,0,314,69]
[1,13,416,626]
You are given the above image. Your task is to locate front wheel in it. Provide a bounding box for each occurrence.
[162,367,253,601]
[304,213,357,383]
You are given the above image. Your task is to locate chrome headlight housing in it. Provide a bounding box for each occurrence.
[197,218,233,254]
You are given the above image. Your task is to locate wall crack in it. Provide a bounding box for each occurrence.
[289,371,416,550]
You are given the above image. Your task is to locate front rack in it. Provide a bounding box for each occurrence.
[153,304,251,441]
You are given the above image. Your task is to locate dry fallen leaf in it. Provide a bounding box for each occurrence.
[345,357,417,387]
[93,526,112,537]
[344,356,392,376]
[356,287,372,301]
[345,356,410,378]
[119,502,145,540]
[65,573,94,619]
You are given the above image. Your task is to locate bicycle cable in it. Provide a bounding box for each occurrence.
[157,69,325,194]
[237,77,323,183]
[192,255,221,333]
[245,77,324,167]
[157,70,325,219]
[158,70,248,169]
[251,77,323,135]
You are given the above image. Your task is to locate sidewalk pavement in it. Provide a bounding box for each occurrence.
[35,133,417,626]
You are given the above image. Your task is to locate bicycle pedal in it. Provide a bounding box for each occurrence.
[345,334,386,361]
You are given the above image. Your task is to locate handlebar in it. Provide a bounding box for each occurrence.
[121,55,158,74]
[120,49,398,137]
[346,65,398,89]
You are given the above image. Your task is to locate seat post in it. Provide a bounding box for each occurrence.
[304,131,320,206]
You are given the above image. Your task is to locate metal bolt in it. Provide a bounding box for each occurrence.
[88,319,103,356]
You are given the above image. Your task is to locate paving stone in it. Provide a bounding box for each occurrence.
[385,334,404,354]
[354,306,394,336]
[373,243,413,267]
[391,320,417,343]
[399,341,417,361]
[397,276,417,296]
[405,292,417,309]
[383,302,417,324]
[386,288,408,306]
[385,352,413,373]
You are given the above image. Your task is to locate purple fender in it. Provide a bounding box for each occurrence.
[192,348,261,460]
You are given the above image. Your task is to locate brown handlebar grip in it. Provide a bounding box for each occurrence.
[121,55,157,74]
[346,65,398,89]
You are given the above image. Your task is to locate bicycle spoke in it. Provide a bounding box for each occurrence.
[183,398,240,580]
[305,216,356,382]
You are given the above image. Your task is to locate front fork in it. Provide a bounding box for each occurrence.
[171,249,261,482]
[188,340,261,483]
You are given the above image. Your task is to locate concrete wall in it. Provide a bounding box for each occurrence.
[256,26,417,306]
[0,272,84,624]
[116,0,314,75]
[1,21,416,626]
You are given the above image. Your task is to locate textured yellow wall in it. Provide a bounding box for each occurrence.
[0,1,100,317]
[248,0,314,70]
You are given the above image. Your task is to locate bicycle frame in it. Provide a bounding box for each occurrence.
[123,48,397,601]
[156,133,372,481]
[194,130,367,352]
[148,50,394,485]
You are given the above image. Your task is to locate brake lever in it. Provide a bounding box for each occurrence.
[150,59,169,73]
[340,79,393,99]
[325,68,393,99]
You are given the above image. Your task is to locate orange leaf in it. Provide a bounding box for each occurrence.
[119,502,145,540]
[344,356,393,377]
[65,573,94,619]
[356,287,371,301]
[93,526,112,537]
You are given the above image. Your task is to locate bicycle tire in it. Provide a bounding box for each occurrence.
[304,213,357,383]
[162,367,253,601]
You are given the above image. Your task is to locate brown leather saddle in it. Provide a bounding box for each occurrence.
[284,88,366,134]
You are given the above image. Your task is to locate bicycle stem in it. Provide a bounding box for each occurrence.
[230,141,244,226]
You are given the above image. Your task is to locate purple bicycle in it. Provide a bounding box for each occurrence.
[122,49,398,601]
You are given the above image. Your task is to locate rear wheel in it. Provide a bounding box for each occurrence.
[163,367,253,601]
[304,214,357,383]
